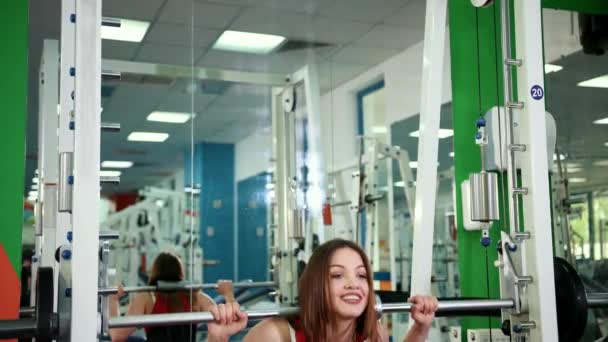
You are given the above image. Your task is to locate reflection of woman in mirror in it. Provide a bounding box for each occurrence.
[109,252,234,342]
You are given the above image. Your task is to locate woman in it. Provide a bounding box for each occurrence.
[109,252,224,342]
[207,239,438,342]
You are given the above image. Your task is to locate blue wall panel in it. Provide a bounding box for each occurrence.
[188,143,235,283]
[237,173,269,281]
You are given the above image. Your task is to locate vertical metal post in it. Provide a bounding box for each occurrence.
[71,0,101,339]
[513,0,559,339]
[273,86,296,306]
[409,0,448,303]
[37,40,60,274]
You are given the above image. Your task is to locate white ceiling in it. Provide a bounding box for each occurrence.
[27,0,428,192]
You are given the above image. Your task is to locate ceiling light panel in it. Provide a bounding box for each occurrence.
[578,74,608,88]
[409,129,454,139]
[147,111,191,123]
[101,18,150,42]
[101,161,134,169]
[127,132,169,142]
[100,170,122,177]
[544,64,563,74]
[569,177,587,183]
[593,117,608,125]
[212,30,286,54]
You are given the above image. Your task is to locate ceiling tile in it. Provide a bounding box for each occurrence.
[135,43,206,66]
[145,23,221,48]
[200,48,327,73]
[159,0,241,29]
[103,0,165,20]
[319,0,406,24]
[330,45,401,66]
[384,0,426,29]
[102,40,139,60]
[230,7,373,44]
[251,0,331,14]
[356,25,423,50]
[318,62,369,91]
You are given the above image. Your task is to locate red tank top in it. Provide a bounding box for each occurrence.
[144,292,193,333]
[292,321,366,342]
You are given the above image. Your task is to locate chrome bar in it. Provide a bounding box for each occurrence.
[100,176,120,184]
[109,307,300,329]
[587,293,608,308]
[99,281,278,296]
[101,122,121,132]
[109,299,515,329]
[101,71,121,80]
[19,307,36,317]
[101,17,121,27]
[99,231,120,240]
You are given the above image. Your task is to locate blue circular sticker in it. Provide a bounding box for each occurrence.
[530,85,544,100]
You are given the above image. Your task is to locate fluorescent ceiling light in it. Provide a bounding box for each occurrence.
[553,153,566,161]
[605,142,608,147]
[31,184,39,190]
[27,196,37,202]
[449,152,455,158]
[409,161,418,169]
[147,111,191,124]
[565,168,582,173]
[265,183,275,190]
[100,170,122,177]
[128,132,169,142]
[544,64,563,74]
[372,126,388,134]
[101,18,150,43]
[101,161,134,169]
[594,160,608,167]
[32,177,39,184]
[409,129,454,139]
[569,177,587,183]
[394,181,405,187]
[28,190,38,197]
[578,74,608,88]
[213,30,286,54]
[593,117,608,125]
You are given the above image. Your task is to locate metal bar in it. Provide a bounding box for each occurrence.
[0,319,37,339]
[101,122,120,132]
[101,17,120,27]
[109,299,515,329]
[19,307,36,317]
[98,281,278,295]
[58,152,73,213]
[101,71,121,80]
[109,307,300,329]
[99,231,119,240]
[100,176,120,184]
[587,293,608,308]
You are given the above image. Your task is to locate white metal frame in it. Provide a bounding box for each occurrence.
[409,0,448,302]
[512,0,559,339]
[70,0,102,339]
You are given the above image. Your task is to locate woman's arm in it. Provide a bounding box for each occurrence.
[109,292,149,342]
[243,317,291,342]
[402,296,438,342]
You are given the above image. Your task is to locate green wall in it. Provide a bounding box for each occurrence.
[0,0,28,276]
[543,0,608,14]
[448,1,506,339]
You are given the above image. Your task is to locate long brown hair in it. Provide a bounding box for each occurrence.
[298,239,380,341]
[148,252,196,311]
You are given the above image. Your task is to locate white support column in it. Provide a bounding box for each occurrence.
[58,0,75,251]
[38,39,60,273]
[70,0,101,339]
[409,0,448,300]
[513,0,558,339]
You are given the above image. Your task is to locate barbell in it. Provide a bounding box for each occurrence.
[0,267,58,341]
[98,280,278,296]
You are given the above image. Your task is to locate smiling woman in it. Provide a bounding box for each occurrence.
[205,239,438,342]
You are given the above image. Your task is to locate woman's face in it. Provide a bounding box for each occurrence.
[329,248,370,320]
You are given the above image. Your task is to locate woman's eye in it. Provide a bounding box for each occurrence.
[358,274,367,279]
[331,273,343,279]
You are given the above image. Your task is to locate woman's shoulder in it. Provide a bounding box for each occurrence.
[244,317,291,342]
